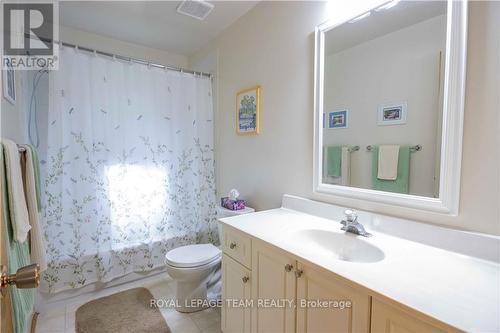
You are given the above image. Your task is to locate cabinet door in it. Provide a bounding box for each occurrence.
[251,241,296,333]
[296,261,370,333]
[222,254,251,333]
[371,299,454,333]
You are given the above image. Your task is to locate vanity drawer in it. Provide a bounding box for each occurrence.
[222,226,252,268]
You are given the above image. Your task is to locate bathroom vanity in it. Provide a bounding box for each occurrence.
[218,195,499,333]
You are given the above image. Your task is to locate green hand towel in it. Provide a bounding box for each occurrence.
[372,146,410,194]
[29,146,42,212]
[1,145,34,333]
[326,146,342,177]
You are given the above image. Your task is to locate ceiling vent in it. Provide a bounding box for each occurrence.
[177,0,214,20]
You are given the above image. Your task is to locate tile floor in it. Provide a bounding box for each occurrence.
[35,277,222,333]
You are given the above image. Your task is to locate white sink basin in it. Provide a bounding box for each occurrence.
[290,229,384,263]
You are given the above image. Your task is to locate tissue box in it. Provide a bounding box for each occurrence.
[221,197,246,210]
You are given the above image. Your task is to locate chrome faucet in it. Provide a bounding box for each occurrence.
[340,209,371,237]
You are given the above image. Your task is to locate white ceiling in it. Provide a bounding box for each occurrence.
[325,1,447,55]
[60,1,258,56]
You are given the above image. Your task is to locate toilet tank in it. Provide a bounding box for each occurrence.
[216,205,255,242]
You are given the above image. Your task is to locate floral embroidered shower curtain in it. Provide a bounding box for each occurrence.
[40,48,216,293]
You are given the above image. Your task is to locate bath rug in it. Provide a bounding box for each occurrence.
[76,287,170,333]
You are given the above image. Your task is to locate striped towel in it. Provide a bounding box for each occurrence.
[21,145,47,272]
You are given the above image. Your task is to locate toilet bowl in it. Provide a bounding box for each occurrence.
[165,205,255,313]
[165,243,222,312]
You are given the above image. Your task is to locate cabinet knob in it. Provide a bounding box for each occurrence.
[229,242,237,249]
[284,264,293,272]
[242,276,249,283]
[294,269,304,278]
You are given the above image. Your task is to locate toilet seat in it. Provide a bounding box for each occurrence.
[165,243,221,268]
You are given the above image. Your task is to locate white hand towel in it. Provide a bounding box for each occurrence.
[1,139,31,242]
[378,145,400,180]
[21,145,48,271]
[340,146,351,186]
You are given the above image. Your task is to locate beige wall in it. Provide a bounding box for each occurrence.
[324,15,446,197]
[191,1,500,235]
[61,25,189,68]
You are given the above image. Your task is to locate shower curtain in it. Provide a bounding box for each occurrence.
[40,48,216,293]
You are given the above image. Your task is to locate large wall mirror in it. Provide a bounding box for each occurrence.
[313,0,468,214]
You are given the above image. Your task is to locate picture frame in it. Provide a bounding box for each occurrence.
[328,110,348,129]
[2,65,16,105]
[236,86,260,135]
[378,102,407,126]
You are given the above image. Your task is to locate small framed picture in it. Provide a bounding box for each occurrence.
[328,110,348,129]
[236,86,260,135]
[378,102,407,126]
[2,64,16,105]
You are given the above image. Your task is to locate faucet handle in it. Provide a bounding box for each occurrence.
[344,209,357,222]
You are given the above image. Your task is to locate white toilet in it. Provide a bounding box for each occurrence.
[165,205,255,312]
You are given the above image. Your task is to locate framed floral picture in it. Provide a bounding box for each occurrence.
[236,86,260,135]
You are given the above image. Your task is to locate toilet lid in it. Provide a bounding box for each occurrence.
[165,244,221,268]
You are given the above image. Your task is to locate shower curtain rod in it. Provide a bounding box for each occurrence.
[28,34,213,79]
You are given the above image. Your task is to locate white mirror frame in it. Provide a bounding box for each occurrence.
[313,0,468,215]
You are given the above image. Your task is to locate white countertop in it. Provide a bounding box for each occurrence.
[219,208,500,333]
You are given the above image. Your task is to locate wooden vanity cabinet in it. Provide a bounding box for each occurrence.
[221,225,460,333]
[251,241,297,333]
[296,261,370,333]
[371,299,460,333]
[221,254,251,333]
